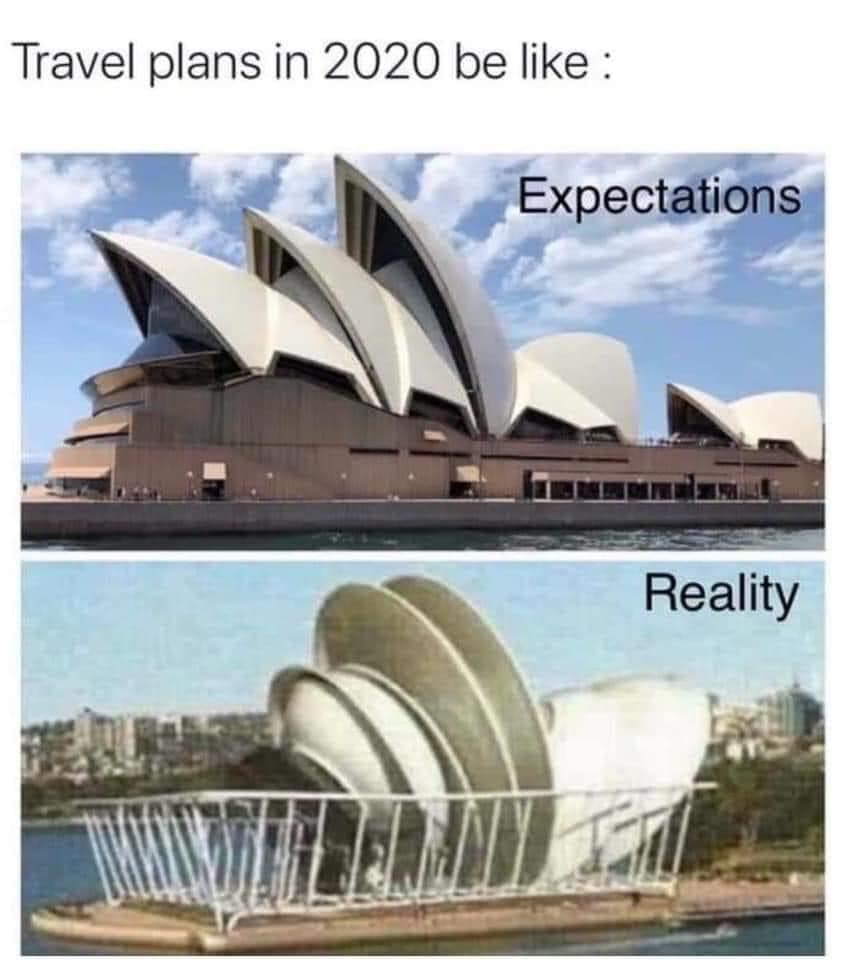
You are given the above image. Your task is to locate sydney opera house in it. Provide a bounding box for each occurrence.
[74,577,713,927]
[45,156,824,503]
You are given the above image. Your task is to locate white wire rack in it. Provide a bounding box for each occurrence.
[76,783,714,932]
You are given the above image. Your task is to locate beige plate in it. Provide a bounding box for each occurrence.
[315,583,523,881]
[336,663,482,857]
[315,584,517,797]
[384,576,555,882]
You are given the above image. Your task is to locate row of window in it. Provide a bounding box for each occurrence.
[529,480,740,501]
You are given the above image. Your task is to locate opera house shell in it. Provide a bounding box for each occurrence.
[45,156,823,503]
[667,383,823,462]
[268,576,711,888]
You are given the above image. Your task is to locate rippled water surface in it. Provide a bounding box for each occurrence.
[23,526,823,551]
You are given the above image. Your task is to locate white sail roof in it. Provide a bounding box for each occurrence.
[511,353,621,437]
[543,676,710,880]
[668,383,823,459]
[667,382,743,443]
[519,333,639,442]
[93,231,270,371]
[244,209,401,408]
[93,231,380,404]
[732,391,823,461]
[245,209,472,426]
[264,294,380,404]
[335,155,516,436]
[377,285,475,431]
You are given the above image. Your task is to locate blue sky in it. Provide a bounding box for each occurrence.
[22,561,823,725]
[22,154,824,458]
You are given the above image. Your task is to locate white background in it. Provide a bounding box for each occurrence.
[2,0,844,955]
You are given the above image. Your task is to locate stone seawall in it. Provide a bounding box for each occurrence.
[22,498,824,541]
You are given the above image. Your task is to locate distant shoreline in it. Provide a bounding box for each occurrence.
[22,817,84,829]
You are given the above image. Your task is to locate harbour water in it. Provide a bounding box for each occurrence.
[21,827,824,956]
[22,527,824,551]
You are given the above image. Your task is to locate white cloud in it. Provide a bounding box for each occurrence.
[31,151,825,339]
[49,208,242,290]
[24,273,54,292]
[48,228,108,289]
[188,154,276,203]
[268,154,336,231]
[111,208,240,260]
[507,215,728,316]
[353,154,420,194]
[673,297,788,328]
[747,154,824,192]
[460,153,737,279]
[710,303,783,326]
[22,155,132,229]
[411,155,521,232]
[267,153,420,235]
[445,153,824,336]
[267,151,513,242]
[751,231,824,288]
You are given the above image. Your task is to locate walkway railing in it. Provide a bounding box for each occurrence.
[76,784,715,932]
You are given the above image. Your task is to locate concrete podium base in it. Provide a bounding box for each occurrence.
[22,498,824,542]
